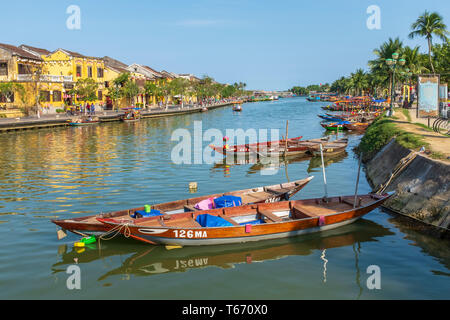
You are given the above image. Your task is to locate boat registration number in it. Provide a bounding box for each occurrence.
[174,229,208,238]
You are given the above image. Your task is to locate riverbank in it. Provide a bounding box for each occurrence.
[359,109,449,237]
[0,101,238,132]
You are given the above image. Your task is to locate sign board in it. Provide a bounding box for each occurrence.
[439,83,448,101]
[417,75,439,117]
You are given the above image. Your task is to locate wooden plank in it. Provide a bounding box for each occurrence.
[258,209,282,222]
[220,215,240,226]
[184,205,197,212]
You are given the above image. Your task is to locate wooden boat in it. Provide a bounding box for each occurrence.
[307,138,348,157]
[232,104,242,112]
[209,136,303,156]
[344,122,370,132]
[52,177,314,237]
[321,122,348,131]
[318,115,342,122]
[249,137,331,157]
[97,192,394,246]
[68,116,100,126]
[121,108,141,122]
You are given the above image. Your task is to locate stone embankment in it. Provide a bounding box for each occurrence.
[365,138,449,236]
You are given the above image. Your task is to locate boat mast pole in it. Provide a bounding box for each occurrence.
[283,120,289,158]
[320,144,328,201]
[353,152,362,208]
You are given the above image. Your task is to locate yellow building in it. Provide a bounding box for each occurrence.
[0,43,43,116]
[20,45,106,111]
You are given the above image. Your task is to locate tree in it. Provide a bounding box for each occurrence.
[73,78,99,104]
[409,11,448,73]
[368,37,404,96]
[122,80,140,106]
[432,42,450,83]
[350,69,369,96]
[0,82,25,104]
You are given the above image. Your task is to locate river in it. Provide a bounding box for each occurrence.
[0,97,448,299]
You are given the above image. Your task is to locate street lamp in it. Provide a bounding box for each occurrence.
[385,52,405,116]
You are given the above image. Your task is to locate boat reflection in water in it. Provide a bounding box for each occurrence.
[53,219,393,282]
[211,150,348,177]
[307,151,348,173]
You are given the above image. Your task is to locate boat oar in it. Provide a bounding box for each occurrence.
[320,144,328,202]
[283,120,289,158]
[353,152,362,208]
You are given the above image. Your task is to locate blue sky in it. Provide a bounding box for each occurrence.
[1,0,449,90]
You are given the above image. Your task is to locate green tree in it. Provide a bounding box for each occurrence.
[122,80,140,106]
[0,82,25,104]
[432,42,450,83]
[74,78,99,103]
[350,69,369,96]
[409,11,449,73]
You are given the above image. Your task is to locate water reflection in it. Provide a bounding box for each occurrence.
[210,151,349,177]
[52,219,393,283]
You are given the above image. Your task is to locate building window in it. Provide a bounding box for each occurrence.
[0,62,8,76]
[97,68,104,78]
[87,66,93,78]
[76,65,82,77]
[98,90,103,100]
[18,63,32,74]
[104,81,109,88]
[53,91,62,102]
[40,91,51,102]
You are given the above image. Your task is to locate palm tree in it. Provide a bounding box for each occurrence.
[368,37,404,96]
[350,69,369,96]
[408,11,448,73]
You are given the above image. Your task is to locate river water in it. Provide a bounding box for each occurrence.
[0,97,448,300]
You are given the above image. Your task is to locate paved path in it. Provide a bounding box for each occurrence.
[394,108,450,160]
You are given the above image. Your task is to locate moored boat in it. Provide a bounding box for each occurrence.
[209,136,303,157]
[121,107,141,121]
[321,121,349,131]
[232,104,242,112]
[68,116,100,126]
[343,122,370,132]
[307,137,348,157]
[97,192,394,246]
[249,137,331,157]
[52,177,314,237]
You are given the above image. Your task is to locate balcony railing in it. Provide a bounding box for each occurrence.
[16,74,33,81]
[15,74,73,82]
[39,75,73,82]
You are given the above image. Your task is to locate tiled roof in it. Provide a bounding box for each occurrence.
[19,44,52,57]
[0,43,43,60]
[103,56,129,73]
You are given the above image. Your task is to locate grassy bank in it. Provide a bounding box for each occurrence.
[358,115,429,161]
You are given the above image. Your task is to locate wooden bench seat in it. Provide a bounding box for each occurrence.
[220,215,240,226]
[184,205,197,212]
[258,209,282,222]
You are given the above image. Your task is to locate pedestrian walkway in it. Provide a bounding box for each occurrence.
[394,108,450,160]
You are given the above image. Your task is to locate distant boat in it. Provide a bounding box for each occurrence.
[68,116,99,126]
[232,104,242,112]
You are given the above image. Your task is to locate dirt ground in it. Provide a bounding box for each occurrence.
[393,109,450,161]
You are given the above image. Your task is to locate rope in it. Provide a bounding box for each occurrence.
[375,151,418,194]
[96,222,132,250]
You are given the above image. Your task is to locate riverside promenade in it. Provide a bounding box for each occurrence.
[0,101,238,132]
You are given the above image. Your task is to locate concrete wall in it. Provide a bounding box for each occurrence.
[365,139,449,232]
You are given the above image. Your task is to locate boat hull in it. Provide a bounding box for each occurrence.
[99,193,393,246]
[52,177,314,236]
